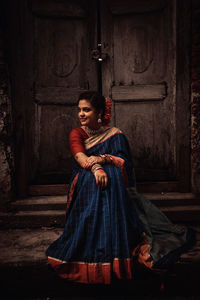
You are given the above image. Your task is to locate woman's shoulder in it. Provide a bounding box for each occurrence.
[69,127,88,139]
[70,127,82,134]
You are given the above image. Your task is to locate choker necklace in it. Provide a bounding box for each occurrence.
[85,126,104,136]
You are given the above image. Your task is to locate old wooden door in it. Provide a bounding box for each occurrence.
[101,0,191,192]
[6,0,99,194]
[6,0,191,195]
[31,0,99,185]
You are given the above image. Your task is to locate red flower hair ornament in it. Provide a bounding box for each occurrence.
[103,98,112,125]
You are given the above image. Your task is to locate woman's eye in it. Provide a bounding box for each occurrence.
[77,107,91,113]
[84,108,90,112]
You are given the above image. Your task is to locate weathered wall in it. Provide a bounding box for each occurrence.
[0,22,15,210]
[191,0,200,193]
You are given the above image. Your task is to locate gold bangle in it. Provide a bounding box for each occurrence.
[91,163,103,174]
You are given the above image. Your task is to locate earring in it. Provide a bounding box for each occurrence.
[98,114,102,124]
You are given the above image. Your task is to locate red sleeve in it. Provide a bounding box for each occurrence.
[69,128,89,156]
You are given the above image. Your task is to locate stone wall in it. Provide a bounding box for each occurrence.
[191,0,200,193]
[0,23,15,210]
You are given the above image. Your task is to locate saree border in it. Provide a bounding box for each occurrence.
[66,173,79,215]
[84,127,123,150]
[47,256,134,284]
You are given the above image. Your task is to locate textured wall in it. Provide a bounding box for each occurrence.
[0,24,14,210]
[191,0,200,192]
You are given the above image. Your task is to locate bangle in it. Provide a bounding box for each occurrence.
[91,163,103,174]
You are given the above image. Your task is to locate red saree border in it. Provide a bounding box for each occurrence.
[132,243,153,269]
[110,155,129,187]
[66,173,79,215]
[47,257,134,284]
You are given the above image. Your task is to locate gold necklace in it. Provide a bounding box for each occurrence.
[85,126,104,135]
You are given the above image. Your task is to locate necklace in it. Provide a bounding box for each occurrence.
[85,126,104,136]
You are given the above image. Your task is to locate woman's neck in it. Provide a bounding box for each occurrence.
[83,125,104,136]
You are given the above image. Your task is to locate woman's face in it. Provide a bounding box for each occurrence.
[78,99,99,129]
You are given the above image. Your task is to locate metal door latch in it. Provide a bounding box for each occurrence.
[91,47,108,62]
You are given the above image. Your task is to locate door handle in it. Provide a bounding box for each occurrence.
[91,47,108,62]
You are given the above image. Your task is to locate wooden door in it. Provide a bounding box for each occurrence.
[5,0,191,195]
[32,0,98,184]
[101,0,191,192]
[6,0,98,191]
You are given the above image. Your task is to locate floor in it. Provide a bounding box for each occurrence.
[0,225,200,299]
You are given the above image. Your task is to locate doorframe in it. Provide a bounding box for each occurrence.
[175,0,192,192]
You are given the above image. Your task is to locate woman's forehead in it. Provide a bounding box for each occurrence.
[78,99,93,108]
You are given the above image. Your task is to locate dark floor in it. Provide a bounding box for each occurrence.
[1,257,200,300]
[0,220,199,299]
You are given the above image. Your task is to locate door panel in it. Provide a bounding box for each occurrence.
[101,0,190,188]
[30,0,98,183]
[35,105,78,182]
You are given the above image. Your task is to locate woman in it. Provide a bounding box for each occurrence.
[46,91,193,285]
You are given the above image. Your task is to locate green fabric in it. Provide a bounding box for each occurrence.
[128,187,189,266]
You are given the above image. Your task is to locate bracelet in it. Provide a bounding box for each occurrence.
[91,163,103,174]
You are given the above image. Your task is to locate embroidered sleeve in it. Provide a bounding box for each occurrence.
[69,128,88,156]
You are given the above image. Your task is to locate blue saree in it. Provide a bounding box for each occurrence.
[46,127,193,284]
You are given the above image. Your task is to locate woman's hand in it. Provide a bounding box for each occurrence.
[84,155,103,169]
[94,169,108,189]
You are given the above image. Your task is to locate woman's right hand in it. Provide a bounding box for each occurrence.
[84,155,103,169]
[94,169,108,189]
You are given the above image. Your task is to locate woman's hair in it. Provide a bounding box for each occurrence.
[78,91,106,117]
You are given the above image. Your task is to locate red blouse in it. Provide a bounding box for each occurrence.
[69,127,89,156]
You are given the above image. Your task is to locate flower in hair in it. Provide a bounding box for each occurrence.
[103,98,112,125]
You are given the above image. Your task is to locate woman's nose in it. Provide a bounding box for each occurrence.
[79,111,84,117]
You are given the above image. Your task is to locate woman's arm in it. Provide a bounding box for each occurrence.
[74,152,108,189]
[69,128,108,188]
[75,153,113,169]
[73,152,88,168]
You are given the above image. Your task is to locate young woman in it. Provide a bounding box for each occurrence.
[46,91,193,284]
